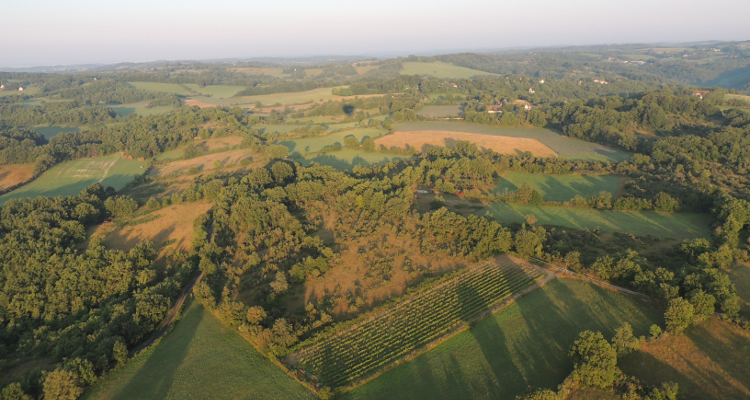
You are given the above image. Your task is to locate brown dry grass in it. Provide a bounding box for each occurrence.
[184,99,216,108]
[195,136,243,151]
[375,130,558,157]
[149,149,261,177]
[0,164,34,190]
[621,318,750,400]
[92,202,212,258]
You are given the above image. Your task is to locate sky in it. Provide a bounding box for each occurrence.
[1,0,749,67]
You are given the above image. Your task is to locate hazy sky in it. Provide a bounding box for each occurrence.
[1,0,749,67]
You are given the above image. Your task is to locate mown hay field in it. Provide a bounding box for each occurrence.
[480,203,712,240]
[393,122,632,162]
[0,154,147,205]
[193,88,385,108]
[128,82,193,96]
[0,164,34,191]
[183,84,245,98]
[620,318,750,400]
[149,148,258,177]
[417,105,463,117]
[375,131,557,158]
[400,62,499,79]
[279,127,387,154]
[343,278,663,400]
[494,173,623,202]
[81,301,316,400]
[109,101,174,117]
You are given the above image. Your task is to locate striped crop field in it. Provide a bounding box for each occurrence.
[291,257,546,388]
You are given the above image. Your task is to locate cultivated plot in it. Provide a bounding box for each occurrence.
[494,173,622,202]
[375,130,557,158]
[81,301,316,400]
[291,257,546,388]
[393,122,632,162]
[417,105,464,118]
[480,202,712,240]
[0,164,34,191]
[401,62,499,79]
[0,154,147,204]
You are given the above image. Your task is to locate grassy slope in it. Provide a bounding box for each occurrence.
[417,105,463,117]
[128,82,193,96]
[29,125,80,139]
[279,128,386,154]
[182,84,245,98]
[620,319,750,400]
[109,102,174,117]
[298,150,410,171]
[480,203,712,240]
[0,154,147,205]
[345,278,663,400]
[401,62,499,79]
[82,301,316,400]
[727,262,750,318]
[393,122,631,162]
[494,173,622,202]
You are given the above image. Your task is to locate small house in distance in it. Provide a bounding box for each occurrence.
[692,90,710,99]
[18,87,24,92]
[451,83,458,88]
[538,79,545,84]
[513,99,532,110]
[486,105,503,114]
[593,79,609,85]
[0,84,4,90]
[528,88,535,94]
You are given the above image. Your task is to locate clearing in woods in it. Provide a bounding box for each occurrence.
[290,256,548,388]
[400,62,500,79]
[182,84,245,98]
[0,164,34,191]
[30,125,80,139]
[479,203,713,240]
[393,122,632,162]
[417,105,464,118]
[297,150,410,171]
[619,318,750,400]
[727,262,750,318]
[343,278,664,400]
[80,301,316,400]
[0,154,147,205]
[374,130,558,158]
[279,127,387,154]
[494,173,623,202]
[128,82,194,95]
[149,148,260,177]
[109,101,174,117]
[154,136,245,162]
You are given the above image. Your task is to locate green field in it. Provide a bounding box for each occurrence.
[278,127,387,154]
[128,82,194,96]
[294,259,544,387]
[727,263,750,318]
[480,203,712,239]
[0,154,147,205]
[0,87,40,96]
[344,278,663,400]
[182,84,245,98]
[494,173,622,202]
[417,105,464,117]
[298,150,410,170]
[193,87,355,107]
[401,62,499,79]
[109,101,174,117]
[393,122,632,162]
[254,122,365,136]
[30,125,80,139]
[82,301,315,400]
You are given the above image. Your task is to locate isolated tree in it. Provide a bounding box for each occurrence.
[664,297,695,335]
[343,135,359,149]
[42,369,83,400]
[1,383,32,400]
[265,144,289,159]
[362,137,376,152]
[649,324,662,339]
[570,330,620,389]
[611,322,639,356]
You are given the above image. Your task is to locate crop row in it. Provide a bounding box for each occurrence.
[294,260,544,387]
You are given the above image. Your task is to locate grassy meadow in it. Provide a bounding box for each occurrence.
[0,154,147,205]
[417,105,464,117]
[727,262,750,318]
[30,125,80,139]
[298,150,410,170]
[393,122,632,162]
[182,84,245,98]
[0,164,34,191]
[494,173,622,202]
[279,127,386,154]
[109,102,174,117]
[81,301,316,400]
[401,62,499,79]
[479,203,712,240]
[128,82,194,96]
[195,87,352,107]
[344,278,663,400]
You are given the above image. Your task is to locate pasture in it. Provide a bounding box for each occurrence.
[279,127,386,154]
[401,62,499,79]
[343,278,663,400]
[110,101,174,117]
[298,150,410,170]
[375,130,557,158]
[182,84,245,98]
[193,87,350,107]
[30,125,80,139]
[620,318,750,400]
[292,257,547,388]
[0,154,147,205]
[393,122,632,162]
[81,301,316,400]
[494,173,622,202]
[0,164,34,191]
[417,105,464,117]
[479,203,712,240]
[727,262,750,318]
[149,149,258,177]
[92,202,213,257]
[128,82,194,95]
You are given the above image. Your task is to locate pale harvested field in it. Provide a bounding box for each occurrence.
[93,202,213,257]
[0,164,34,191]
[149,148,260,177]
[375,130,558,157]
[184,99,216,108]
[197,136,243,150]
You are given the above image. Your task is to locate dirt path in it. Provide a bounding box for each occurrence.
[97,158,118,183]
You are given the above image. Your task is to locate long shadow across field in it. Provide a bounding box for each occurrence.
[111,300,202,400]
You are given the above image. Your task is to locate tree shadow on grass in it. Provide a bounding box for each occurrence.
[111,301,202,400]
